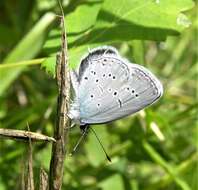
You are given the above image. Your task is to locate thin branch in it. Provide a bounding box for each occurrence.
[25,124,34,190]
[49,1,70,189]
[0,128,56,142]
[40,168,49,190]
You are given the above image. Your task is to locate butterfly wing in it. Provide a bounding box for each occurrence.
[72,47,163,125]
[82,63,163,124]
[68,46,119,123]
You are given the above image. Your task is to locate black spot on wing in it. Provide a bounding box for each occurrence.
[118,99,122,108]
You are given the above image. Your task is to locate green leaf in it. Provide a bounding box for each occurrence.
[71,0,194,45]
[0,13,56,96]
[68,0,194,66]
[66,0,103,34]
[41,56,56,77]
[43,0,102,53]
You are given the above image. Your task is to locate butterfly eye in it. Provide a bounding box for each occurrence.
[90,95,94,98]
[112,76,116,79]
[113,92,117,96]
[84,77,88,80]
[109,73,112,77]
[96,79,99,82]
[132,90,135,93]
[103,74,106,77]
[97,103,100,107]
[135,94,139,97]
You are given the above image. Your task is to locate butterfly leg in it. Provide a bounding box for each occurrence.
[64,122,76,131]
[70,124,89,155]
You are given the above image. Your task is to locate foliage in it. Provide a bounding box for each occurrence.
[0,0,197,190]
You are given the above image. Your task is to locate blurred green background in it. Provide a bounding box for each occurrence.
[0,0,197,189]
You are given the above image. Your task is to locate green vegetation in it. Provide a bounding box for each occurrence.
[0,0,197,189]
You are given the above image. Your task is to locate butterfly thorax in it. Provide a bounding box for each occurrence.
[68,99,81,125]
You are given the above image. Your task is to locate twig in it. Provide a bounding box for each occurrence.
[25,123,34,190]
[40,168,49,190]
[0,128,56,142]
[49,1,70,189]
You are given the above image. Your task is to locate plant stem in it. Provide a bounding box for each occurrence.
[49,10,70,189]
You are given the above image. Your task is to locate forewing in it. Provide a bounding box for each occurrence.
[78,55,129,121]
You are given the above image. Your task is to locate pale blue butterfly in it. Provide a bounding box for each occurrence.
[68,46,163,128]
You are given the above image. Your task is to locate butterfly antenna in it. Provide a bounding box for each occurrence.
[89,127,111,162]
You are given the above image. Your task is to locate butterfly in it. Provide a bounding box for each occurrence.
[68,46,163,128]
